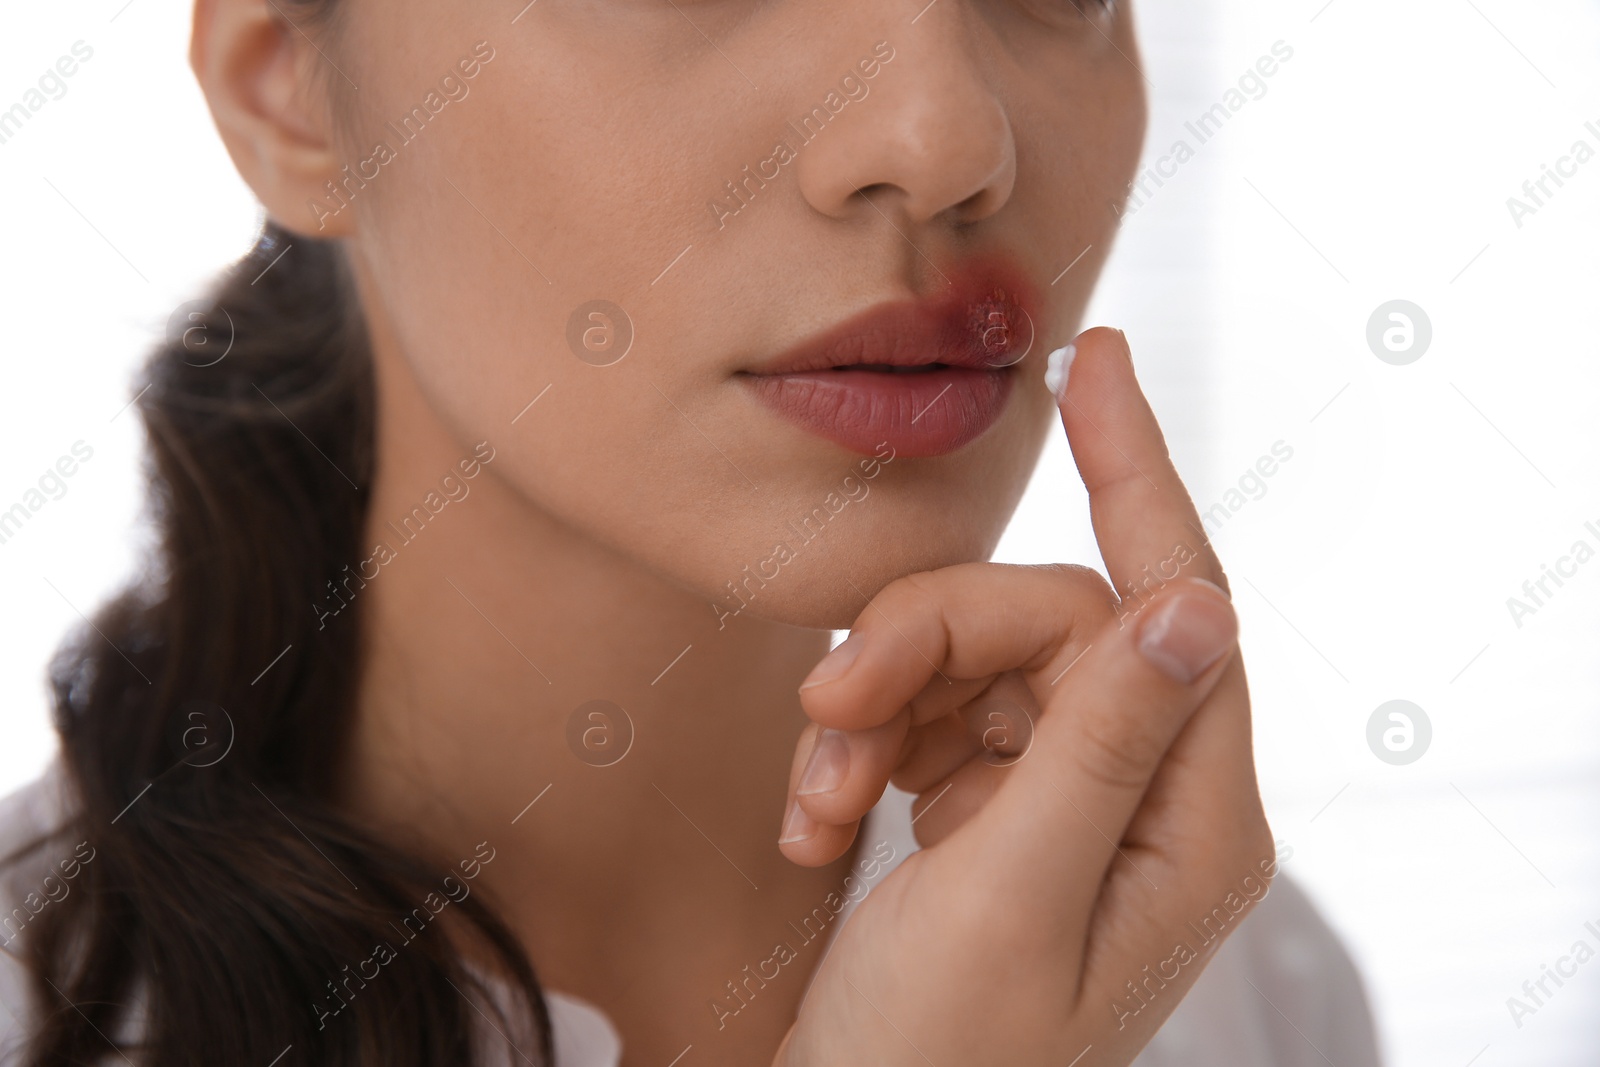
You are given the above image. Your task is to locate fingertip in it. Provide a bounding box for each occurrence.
[1042,328,1108,404]
[798,631,865,691]
[779,796,821,846]
[1187,574,1233,602]
[792,710,905,827]
[1075,325,1128,357]
[1053,327,1133,408]
[795,727,850,798]
[777,814,859,867]
[796,630,920,733]
[796,633,875,730]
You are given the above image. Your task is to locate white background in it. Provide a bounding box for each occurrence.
[2,2,1598,1065]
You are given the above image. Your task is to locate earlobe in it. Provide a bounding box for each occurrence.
[190,0,352,238]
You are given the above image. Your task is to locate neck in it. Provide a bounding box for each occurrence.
[340,470,829,870]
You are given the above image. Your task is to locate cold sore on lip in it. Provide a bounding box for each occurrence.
[741,263,1040,458]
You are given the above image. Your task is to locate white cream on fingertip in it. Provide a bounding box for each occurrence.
[1043,343,1076,401]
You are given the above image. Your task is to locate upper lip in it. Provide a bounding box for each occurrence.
[742,258,1041,375]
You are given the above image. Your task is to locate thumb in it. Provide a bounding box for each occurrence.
[973,578,1238,924]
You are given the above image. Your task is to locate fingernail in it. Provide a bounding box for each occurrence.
[779,798,818,844]
[1043,343,1076,401]
[800,632,864,690]
[796,728,850,796]
[1136,585,1237,684]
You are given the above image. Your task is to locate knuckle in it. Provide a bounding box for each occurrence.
[888,568,963,626]
[899,561,984,594]
[877,567,943,610]
[1067,705,1163,793]
[1023,565,1118,675]
[1038,562,1119,612]
[864,568,949,634]
[1202,814,1279,910]
[1241,819,1278,881]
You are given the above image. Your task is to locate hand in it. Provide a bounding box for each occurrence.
[772,327,1275,1067]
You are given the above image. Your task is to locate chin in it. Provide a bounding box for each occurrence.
[699,520,1004,632]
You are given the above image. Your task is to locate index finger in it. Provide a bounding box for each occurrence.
[1049,327,1263,881]
[1050,327,1227,605]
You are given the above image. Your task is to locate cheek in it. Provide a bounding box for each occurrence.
[1003,78,1144,345]
[1019,85,1144,227]
[341,53,713,538]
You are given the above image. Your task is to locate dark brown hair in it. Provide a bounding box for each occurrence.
[6,203,554,1062]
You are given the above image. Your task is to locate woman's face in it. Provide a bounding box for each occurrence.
[316,0,1146,629]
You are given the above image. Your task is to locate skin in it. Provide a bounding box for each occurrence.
[191,1,1272,1064]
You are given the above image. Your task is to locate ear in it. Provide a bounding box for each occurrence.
[190,0,353,238]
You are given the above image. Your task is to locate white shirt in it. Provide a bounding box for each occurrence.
[0,760,1381,1066]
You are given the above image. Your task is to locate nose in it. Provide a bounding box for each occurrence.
[792,12,1017,230]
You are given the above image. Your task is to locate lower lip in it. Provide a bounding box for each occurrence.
[740,366,1015,458]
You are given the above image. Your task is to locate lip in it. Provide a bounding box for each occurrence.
[738,257,1041,458]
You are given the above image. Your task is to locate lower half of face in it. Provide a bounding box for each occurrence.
[329,0,1145,629]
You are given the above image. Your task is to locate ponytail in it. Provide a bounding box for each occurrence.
[8,220,553,1066]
